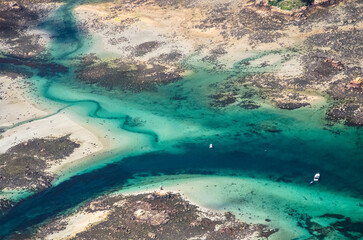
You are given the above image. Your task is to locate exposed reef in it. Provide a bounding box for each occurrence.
[76,55,183,92]
[296,213,363,239]
[0,1,55,58]
[0,136,79,215]
[30,191,278,239]
[0,1,65,79]
[0,135,79,191]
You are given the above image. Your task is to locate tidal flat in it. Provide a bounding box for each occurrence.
[0,0,362,239]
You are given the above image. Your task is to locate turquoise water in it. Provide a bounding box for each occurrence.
[0,0,362,239]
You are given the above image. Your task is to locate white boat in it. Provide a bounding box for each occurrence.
[310,173,320,184]
[209,143,213,149]
[314,173,320,182]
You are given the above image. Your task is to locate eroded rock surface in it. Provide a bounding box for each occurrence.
[32,192,278,240]
[0,135,79,195]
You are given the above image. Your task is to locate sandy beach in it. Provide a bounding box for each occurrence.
[0,76,47,127]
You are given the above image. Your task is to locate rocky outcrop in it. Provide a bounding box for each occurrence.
[76,55,183,92]
[347,77,363,90]
[33,191,278,240]
[0,136,80,193]
[327,103,362,126]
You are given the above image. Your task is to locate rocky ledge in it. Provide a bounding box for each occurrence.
[30,191,278,240]
[0,135,79,215]
[75,54,183,92]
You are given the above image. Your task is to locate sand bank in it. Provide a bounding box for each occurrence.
[45,210,110,240]
[0,76,47,127]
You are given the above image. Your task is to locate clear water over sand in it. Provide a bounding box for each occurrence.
[0,0,362,239]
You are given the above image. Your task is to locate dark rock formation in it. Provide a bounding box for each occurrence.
[33,192,278,240]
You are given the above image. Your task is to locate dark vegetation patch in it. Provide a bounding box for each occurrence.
[0,1,52,58]
[300,54,344,85]
[0,198,14,217]
[248,31,284,45]
[0,135,80,192]
[0,63,34,79]
[154,0,195,8]
[247,73,286,90]
[269,91,311,110]
[328,79,363,102]
[209,92,238,108]
[208,81,263,110]
[202,46,228,62]
[304,29,363,60]
[326,77,362,126]
[196,4,286,42]
[239,100,260,109]
[298,50,362,125]
[0,2,39,39]
[0,57,68,77]
[124,116,146,127]
[240,74,312,110]
[76,55,183,92]
[150,51,183,64]
[297,213,363,239]
[235,8,286,40]
[34,192,278,240]
[134,41,162,57]
[267,0,312,11]
[326,103,362,126]
[108,36,128,45]
[274,101,310,110]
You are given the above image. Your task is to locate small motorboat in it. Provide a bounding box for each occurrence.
[310,173,320,184]
[314,173,320,182]
[209,143,213,149]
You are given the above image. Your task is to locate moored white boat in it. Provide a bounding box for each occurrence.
[314,173,320,182]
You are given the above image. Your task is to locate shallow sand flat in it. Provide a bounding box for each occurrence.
[45,210,110,240]
[74,1,289,68]
[74,4,195,61]
[0,111,103,176]
[119,174,363,239]
[0,76,47,127]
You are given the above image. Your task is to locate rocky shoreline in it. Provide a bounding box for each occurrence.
[0,136,79,215]
[27,191,278,240]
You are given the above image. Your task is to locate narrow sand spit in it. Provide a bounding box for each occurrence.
[45,210,110,240]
